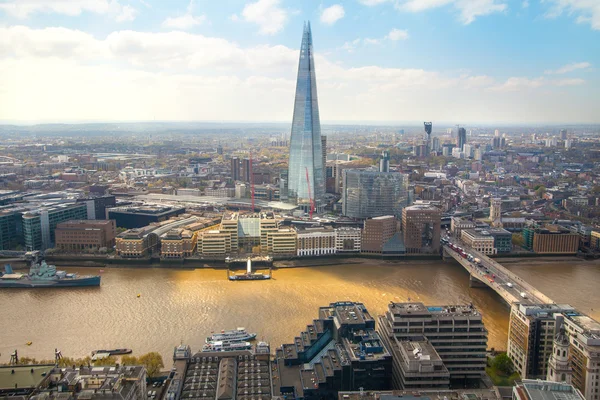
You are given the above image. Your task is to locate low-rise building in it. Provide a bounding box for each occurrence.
[115,226,159,258]
[37,365,147,399]
[402,205,441,254]
[335,227,362,253]
[488,227,513,253]
[461,228,496,255]
[55,219,117,252]
[296,225,336,256]
[198,230,232,256]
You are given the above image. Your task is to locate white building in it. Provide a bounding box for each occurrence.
[296,226,336,256]
[335,227,362,253]
[461,229,496,255]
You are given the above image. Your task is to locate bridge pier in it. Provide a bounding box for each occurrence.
[469,274,488,288]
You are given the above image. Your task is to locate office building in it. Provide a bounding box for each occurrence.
[461,229,496,255]
[197,229,232,256]
[287,22,325,207]
[362,216,397,254]
[379,302,488,380]
[513,380,585,400]
[488,227,512,253]
[22,203,88,251]
[565,139,573,149]
[457,127,467,150]
[560,129,568,140]
[160,228,197,258]
[402,205,441,254]
[522,225,579,254]
[335,227,362,253]
[296,225,336,256]
[442,144,455,156]
[273,302,392,397]
[451,216,476,237]
[108,206,185,229]
[379,150,390,173]
[76,194,116,220]
[266,228,297,256]
[507,303,576,380]
[342,170,409,219]
[383,337,450,390]
[220,212,239,251]
[115,226,159,258]
[55,219,116,251]
[231,156,240,181]
[0,209,22,250]
[560,311,600,400]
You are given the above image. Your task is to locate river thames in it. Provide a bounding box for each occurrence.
[1,258,598,364]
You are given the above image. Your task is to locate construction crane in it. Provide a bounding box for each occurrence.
[305,167,314,219]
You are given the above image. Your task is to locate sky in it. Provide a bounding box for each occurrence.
[0,0,599,124]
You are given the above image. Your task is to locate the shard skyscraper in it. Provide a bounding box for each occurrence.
[287,21,324,207]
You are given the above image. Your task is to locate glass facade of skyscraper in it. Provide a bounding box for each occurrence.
[342,170,409,219]
[287,22,324,205]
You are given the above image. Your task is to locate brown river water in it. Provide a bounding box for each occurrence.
[1,258,598,364]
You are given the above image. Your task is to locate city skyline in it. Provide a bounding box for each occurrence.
[0,0,598,124]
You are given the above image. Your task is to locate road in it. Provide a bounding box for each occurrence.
[442,234,554,306]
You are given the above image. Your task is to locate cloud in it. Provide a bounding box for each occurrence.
[489,76,585,91]
[320,4,345,25]
[543,0,600,30]
[386,28,409,40]
[357,0,391,5]
[162,0,205,30]
[241,0,289,35]
[522,1,529,8]
[544,62,591,74]
[396,0,507,24]
[341,38,361,52]
[0,25,595,124]
[0,0,137,22]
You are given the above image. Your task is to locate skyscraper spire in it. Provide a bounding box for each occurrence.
[287,21,324,208]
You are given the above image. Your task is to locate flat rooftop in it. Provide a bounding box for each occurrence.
[0,365,54,391]
[389,302,482,317]
[521,380,585,400]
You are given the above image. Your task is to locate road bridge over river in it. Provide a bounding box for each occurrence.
[443,242,554,306]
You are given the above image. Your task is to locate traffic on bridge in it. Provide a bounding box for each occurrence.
[442,234,554,306]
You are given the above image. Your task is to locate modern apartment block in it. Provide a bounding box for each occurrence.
[22,203,88,250]
[379,302,488,381]
[507,303,576,379]
[55,219,116,251]
[402,205,441,254]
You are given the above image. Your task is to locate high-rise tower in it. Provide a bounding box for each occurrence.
[287,22,324,208]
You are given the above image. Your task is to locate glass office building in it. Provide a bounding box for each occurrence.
[342,170,409,219]
[287,22,324,206]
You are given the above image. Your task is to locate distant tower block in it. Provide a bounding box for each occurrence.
[424,122,432,153]
[490,198,503,228]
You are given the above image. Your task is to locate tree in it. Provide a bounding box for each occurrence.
[535,185,546,197]
[512,234,525,247]
[492,353,514,375]
[138,352,164,378]
[120,355,138,365]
